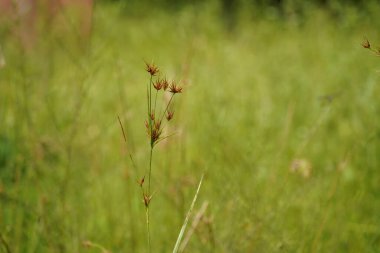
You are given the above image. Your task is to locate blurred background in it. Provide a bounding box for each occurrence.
[1,0,380,252]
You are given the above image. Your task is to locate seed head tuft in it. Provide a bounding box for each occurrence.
[146,62,159,76]
[153,79,164,90]
[169,81,183,94]
[162,77,169,91]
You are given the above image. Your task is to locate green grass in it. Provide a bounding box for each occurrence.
[1,2,380,252]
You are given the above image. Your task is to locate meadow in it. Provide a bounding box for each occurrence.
[1,1,380,252]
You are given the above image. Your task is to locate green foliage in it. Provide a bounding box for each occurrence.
[1,2,380,252]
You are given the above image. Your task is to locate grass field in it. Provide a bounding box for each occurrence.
[1,2,380,252]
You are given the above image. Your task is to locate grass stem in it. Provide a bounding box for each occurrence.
[173,174,204,253]
[146,207,151,253]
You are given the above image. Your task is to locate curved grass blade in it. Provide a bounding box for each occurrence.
[173,174,204,253]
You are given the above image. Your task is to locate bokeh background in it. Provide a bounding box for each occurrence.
[1,0,380,252]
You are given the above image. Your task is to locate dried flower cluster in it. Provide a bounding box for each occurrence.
[146,63,159,76]
[138,62,184,215]
[144,62,182,148]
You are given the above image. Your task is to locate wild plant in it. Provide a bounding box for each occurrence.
[119,62,203,253]
[142,62,183,252]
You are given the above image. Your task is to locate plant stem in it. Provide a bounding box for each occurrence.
[147,76,150,117]
[148,75,153,129]
[148,147,153,195]
[149,75,153,118]
[146,146,153,253]
[146,207,151,253]
[154,90,159,115]
[160,93,175,122]
[145,74,155,253]
[173,174,204,253]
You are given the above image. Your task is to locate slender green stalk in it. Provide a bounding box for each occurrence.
[147,75,154,135]
[146,207,151,253]
[147,76,151,119]
[160,93,175,122]
[117,116,138,170]
[148,147,153,194]
[149,75,153,117]
[154,90,159,114]
[173,174,204,253]
[147,74,154,253]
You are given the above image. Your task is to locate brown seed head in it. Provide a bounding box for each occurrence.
[154,120,162,131]
[150,112,155,121]
[169,81,183,94]
[146,62,159,76]
[145,120,153,137]
[143,194,152,207]
[162,77,169,90]
[151,120,163,144]
[138,176,145,187]
[362,38,371,49]
[146,119,163,145]
[166,110,174,121]
[153,79,164,90]
[151,126,162,145]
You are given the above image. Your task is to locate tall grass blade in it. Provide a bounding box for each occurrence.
[172,174,204,253]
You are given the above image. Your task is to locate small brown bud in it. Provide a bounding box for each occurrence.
[362,38,370,49]
[166,110,174,121]
[138,176,145,187]
[150,112,155,121]
[143,194,152,207]
[154,120,162,130]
